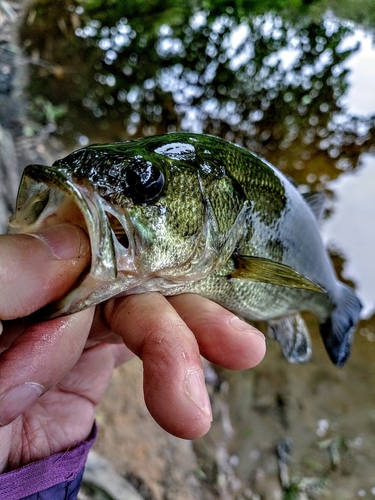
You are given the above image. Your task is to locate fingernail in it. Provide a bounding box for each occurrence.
[185,369,212,421]
[0,382,44,426]
[229,316,266,340]
[33,224,87,260]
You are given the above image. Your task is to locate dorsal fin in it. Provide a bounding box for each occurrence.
[303,191,326,221]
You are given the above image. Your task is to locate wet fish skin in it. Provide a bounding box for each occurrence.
[9,133,362,366]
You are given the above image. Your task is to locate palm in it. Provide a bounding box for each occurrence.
[1,343,122,470]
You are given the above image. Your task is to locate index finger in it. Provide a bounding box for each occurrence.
[104,293,212,440]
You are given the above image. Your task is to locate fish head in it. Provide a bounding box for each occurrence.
[8,138,227,317]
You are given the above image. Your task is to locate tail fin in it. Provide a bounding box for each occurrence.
[320,284,362,367]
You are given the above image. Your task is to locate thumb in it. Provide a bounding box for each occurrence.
[0,224,90,319]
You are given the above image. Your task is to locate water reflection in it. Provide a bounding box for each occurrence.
[323,153,375,318]
[322,31,375,319]
[21,3,375,187]
[341,30,375,116]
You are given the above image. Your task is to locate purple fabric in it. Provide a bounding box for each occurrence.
[19,467,84,500]
[0,423,97,500]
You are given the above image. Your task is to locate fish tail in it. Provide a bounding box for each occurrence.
[320,283,362,367]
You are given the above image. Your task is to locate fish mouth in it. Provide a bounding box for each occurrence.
[8,164,136,318]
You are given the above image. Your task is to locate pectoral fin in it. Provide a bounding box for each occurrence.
[231,255,325,293]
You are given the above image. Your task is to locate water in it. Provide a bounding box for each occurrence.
[341,30,375,116]
[218,29,375,498]
[194,17,375,500]
[321,30,375,320]
[323,153,375,318]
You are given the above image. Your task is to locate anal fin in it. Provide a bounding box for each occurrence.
[268,314,312,364]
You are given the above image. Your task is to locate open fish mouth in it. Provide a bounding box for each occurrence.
[8,164,137,318]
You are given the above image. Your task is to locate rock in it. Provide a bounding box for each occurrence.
[80,450,145,500]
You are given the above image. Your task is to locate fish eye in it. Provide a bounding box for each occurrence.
[125,158,165,204]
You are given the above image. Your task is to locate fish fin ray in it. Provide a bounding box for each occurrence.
[303,191,326,222]
[320,283,362,366]
[231,255,325,293]
[268,314,312,363]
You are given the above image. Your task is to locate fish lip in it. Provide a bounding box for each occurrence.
[8,164,136,317]
[9,164,117,280]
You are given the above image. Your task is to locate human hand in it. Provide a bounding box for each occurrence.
[0,224,266,472]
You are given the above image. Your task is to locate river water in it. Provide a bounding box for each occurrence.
[323,29,375,320]
[216,28,375,499]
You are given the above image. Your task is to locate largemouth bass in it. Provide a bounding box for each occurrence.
[9,133,362,366]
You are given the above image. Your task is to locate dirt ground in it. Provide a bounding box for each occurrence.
[87,314,375,500]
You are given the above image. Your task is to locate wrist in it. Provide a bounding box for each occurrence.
[0,423,97,499]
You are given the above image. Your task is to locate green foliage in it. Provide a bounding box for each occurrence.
[29,96,67,125]
[317,0,375,28]
[22,0,375,186]
[80,0,187,28]
[23,96,67,137]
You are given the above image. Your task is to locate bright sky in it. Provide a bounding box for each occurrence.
[322,29,375,317]
[322,154,375,318]
[340,30,375,116]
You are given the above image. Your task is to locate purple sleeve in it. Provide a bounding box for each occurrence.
[0,423,97,500]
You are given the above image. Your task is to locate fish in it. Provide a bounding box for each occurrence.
[8,133,362,366]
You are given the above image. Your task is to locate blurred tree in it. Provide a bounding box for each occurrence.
[21,0,375,187]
